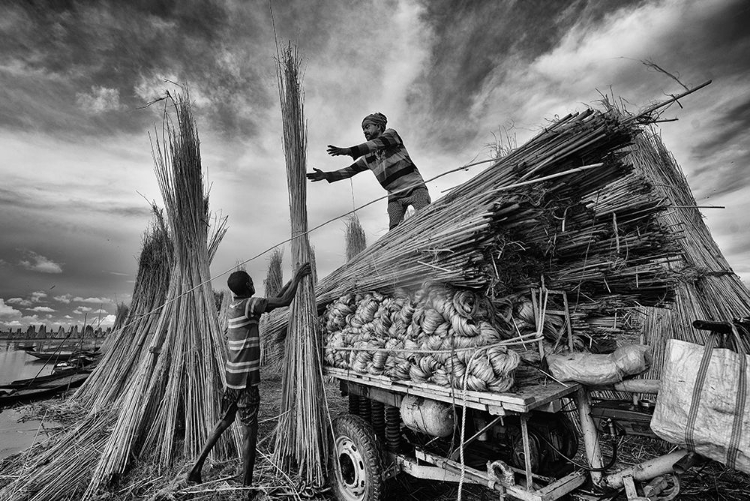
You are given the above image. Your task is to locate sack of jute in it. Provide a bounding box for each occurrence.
[651,332,750,474]
[546,344,651,385]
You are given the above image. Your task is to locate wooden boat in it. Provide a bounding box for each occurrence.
[25,350,77,361]
[25,348,99,362]
[0,371,91,407]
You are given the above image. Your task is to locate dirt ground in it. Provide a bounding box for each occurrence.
[178,371,750,501]
[3,370,750,500]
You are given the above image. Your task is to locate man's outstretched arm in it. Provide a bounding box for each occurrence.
[264,263,312,311]
[307,159,369,183]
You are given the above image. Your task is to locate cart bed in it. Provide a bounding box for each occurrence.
[326,366,579,415]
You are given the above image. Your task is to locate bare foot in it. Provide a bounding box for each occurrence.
[185,470,202,484]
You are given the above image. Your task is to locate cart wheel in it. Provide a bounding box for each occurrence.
[330,413,385,501]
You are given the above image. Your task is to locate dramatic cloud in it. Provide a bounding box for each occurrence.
[1,0,748,331]
[73,297,112,304]
[54,295,73,304]
[28,306,55,313]
[0,299,21,318]
[76,86,122,114]
[19,252,63,274]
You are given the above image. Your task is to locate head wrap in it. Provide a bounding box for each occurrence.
[362,112,387,130]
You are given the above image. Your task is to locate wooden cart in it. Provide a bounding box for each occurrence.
[326,366,589,501]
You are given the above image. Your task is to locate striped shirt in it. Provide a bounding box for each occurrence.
[326,129,427,202]
[226,296,268,389]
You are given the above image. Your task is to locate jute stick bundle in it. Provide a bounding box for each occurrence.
[345,213,367,262]
[74,209,172,411]
[260,247,284,365]
[0,92,234,500]
[626,126,750,379]
[272,43,329,486]
[85,91,235,496]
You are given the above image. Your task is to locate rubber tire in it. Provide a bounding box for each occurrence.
[330,413,385,501]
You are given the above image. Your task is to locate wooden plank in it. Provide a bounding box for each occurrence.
[536,470,588,498]
[326,367,579,414]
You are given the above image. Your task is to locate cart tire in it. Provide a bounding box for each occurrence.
[330,413,385,501]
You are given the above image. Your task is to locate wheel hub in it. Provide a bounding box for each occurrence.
[335,436,367,500]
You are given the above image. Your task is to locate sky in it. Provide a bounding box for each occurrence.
[0,0,748,332]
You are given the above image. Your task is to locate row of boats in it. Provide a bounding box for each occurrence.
[0,348,100,407]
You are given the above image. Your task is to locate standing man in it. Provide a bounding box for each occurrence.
[307,112,431,230]
[186,263,312,491]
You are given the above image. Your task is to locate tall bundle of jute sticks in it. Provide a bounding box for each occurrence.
[84,91,235,496]
[345,213,366,262]
[272,43,329,486]
[260,247,284,365]
[265,247,285,297]
[74,208,173,411]
[0,213,173,501]
[625,126,750,377]
[0,111,232,499]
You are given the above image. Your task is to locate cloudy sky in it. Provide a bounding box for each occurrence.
[0,0,748,332]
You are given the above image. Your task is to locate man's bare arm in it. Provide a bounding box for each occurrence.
[264,263,312,311]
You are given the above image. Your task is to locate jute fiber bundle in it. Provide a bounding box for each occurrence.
[323,284,524,392]
[272,43,329,487]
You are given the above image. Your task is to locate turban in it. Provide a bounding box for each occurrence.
[362,112,387,129]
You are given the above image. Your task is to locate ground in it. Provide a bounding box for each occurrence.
[2,370,749,500]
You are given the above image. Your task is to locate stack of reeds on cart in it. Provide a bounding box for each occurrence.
[263,92,715,372]
[625,124,750,377]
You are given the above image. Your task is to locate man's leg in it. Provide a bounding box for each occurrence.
[240,386,260,487]
[387,199,406,230]
[410,187,431,211]
[188,404,237,483]
[241,422,258,486]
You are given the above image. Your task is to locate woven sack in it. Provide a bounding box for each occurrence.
[651,329,749,474]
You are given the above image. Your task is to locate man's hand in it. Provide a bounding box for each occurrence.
[327,145,356,159]
[306,168,328,182]
[295,262,312,280]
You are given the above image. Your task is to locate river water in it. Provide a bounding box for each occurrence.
[0,345,60,460]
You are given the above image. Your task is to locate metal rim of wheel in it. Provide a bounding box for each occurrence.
[333,435,368,501]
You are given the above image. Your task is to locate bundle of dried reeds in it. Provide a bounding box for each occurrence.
[75,208,173,410]
[345,213,366,262]
[271,43,329,487]
[260,248,284,365]
[264,248,285,298]
[0,92,236,501]
[625,127,750,378]
[84,92,235,496]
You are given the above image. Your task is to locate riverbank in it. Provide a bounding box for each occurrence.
[0,347,59,460]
